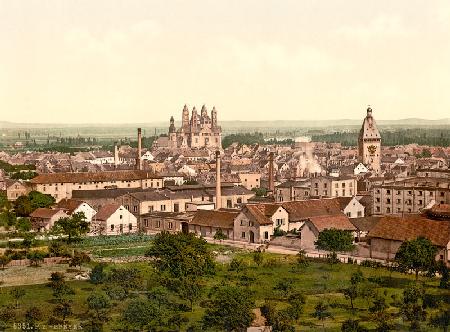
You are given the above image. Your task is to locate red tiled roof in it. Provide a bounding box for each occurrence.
[30,208,66,219]
[93,204,122,221]
[368,215,450,247]
[308,215,357,232]
[56,199,85,214]
[190,210,239,229]
[31,170,162,184]
[280,198,343,222]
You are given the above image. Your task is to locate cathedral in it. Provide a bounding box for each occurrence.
[168,104,222,149]
[358,106,382,175]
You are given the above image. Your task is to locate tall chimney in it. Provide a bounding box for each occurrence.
[114,143,119,167]
[136,128,142,170]
[269,151,274,192]
[215,150,221,210]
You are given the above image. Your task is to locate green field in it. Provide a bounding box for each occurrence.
[0,247,448,331]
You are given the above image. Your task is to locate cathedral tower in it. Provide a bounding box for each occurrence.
[358,106,381,175]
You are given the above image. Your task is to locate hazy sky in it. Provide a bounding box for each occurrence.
[1,0,450,123]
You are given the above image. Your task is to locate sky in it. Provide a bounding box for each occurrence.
[1,0,450,123]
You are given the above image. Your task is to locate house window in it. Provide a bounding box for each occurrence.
[386,199,391,204]
[168,222,173,229]
[342,189,345,196]
[386,207,391,213]
[397,191,401,195]
[129,223,132,231]
[133,206,138,212]
[376,206,380,212]
[237,198,242,204]
[161,205,166,211]
[241,232,246,238]
[276,219,284,226]
[240,220,245,226]
[155,220,161,228]
[264,231,269,240]
[125,205,129,210]
[174,203,179,212]
[346,212,351,217]
[144,219,148,227]
[148,206,154,212]
[120,224,123,233]
[120,215,123,219]
[110,225,114,231]
[357,211,362,217]
[342,183,346,188]
[386,189,390,194]
[227,200,232,208]
[323,190,327,196]
[440,192,445,197]
[397,199,401,204]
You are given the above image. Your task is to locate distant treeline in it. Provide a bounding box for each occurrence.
[222,133,294,148]
[312,128,450,147]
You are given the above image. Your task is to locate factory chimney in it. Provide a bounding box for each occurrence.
[268,151,275,193]
[114,143,119,167]
[215,150,221,210]
[136,128,142,170]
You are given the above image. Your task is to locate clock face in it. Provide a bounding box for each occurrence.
[367,145,377,155]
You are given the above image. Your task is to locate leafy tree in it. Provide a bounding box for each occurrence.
[315,229,355,253]
[341,319,368,332]
[0,306,16,324]
[28,190,55,210]
[343,270,365,311]
[108,267,142,294]
[213,228,228,242]
[252,249,264,266]
[49,272,75,302]
[51,212,90,243]
[0,254,11,269]
[252,187,268,197]
[395,237,437,280]
[296,249,309,267]
[274,278,294,299]
[312,302,332,332]
[48,241,70,257]
[146,231,215,278]
[53,301,73,324]
[25,306,43,330]
[401,284,427,330]
[123,299,159,330]
[0,192,11,211]
[16,217,31,232]
[69,250,91,271]
[428,302,450,332]
[202,286,255,332]
[147,286,170,310]
[89,264,107,284]
[369,295,392,331]
[26,250,46,267]
[14,195,33,217]
[229,257,247,273]
[86,292,111,322]
[0,211,16,228]
[178,276,203,311]
[9,288,26,309]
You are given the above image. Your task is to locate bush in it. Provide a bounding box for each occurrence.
[229,258,247,272]
[273,226,286,237]
[360,260,383,268]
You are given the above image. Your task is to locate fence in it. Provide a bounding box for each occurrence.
[5,257,70,267]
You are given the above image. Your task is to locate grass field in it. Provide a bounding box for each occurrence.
[0,247,448,331]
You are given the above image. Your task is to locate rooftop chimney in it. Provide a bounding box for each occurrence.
[269,151,275,192]
[215,150,221,210]
[136,128,142,170]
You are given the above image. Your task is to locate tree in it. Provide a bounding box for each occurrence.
[395,237,437,280]
[89,264,107,284]
[26,250,46,267]
[0,254,11,269]
[369,295,392,331]
[108,267,142,294]
[25,306,43,330]
[296,249,309,267]
[252,249,264,266]
[146,231,215,278]
[14,195,33,217]
[315,229,355,254]
[341,319,368,332]
[312,302,332,332]
[9,288,26,309]
[123,299,159,330]
[274,278,294,299]
[49,272,75,302]
[202,286,255,332]
[401,284,427,330]
[86,292,110,322]
[16,217,31,232]
[213,228,228,242]
[51,212,90,243]
[178,276,203,311]
[28,190,55,210]
[429,302,450,332]
[343,270,365,311]
[53,301,73,324]
[0,192,11,211]
[69,250,91,271]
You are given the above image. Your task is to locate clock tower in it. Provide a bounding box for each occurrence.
[358,106,381,175]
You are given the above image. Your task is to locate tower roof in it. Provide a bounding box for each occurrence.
[359,106,381,139]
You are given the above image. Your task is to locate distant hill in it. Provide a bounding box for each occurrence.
[1,118,450,129]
